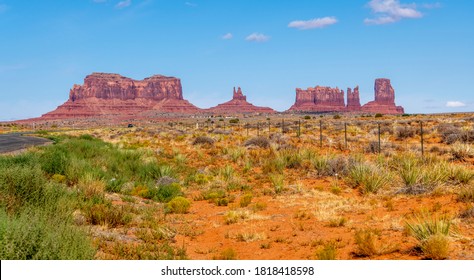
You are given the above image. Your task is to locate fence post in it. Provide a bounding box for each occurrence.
[257,122,260,136]
[319,120,323,148]
[282,119,285,134]
[344,123,347,150]
[268,120,271,135]
[378,123,381,154]
[246,123,249,136]
[420,121,424,158]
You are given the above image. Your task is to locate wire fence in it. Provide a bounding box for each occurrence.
[162,116,474,157]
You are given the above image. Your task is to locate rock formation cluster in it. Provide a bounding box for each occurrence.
[41,73,404,119]
[288,78,404,114]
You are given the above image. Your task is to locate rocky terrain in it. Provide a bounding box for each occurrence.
[288,78,404,114]
[206,87,275,114]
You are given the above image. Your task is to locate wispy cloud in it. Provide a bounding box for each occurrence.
[288,17,338,30]
[245,33,270,42]
[185,2,197,7]
[116,0,132,9]
[364,0,423,25]
[222,33,233,40]
[446,101,466,108]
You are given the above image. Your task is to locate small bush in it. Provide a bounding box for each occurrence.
[375,113,383,118]
[244,137,270,148]
[316,242,337,260]
[421,234,450,260]
[354,229,382,257]
[192,136,215,146]
[239,193,253,207]
[458,185,474,202]
[450,143,474,161]
[405,213,453,242]
[396,126,416,140]
[166,197,191,214]
[84,203,131,227]
[214,248,237,260]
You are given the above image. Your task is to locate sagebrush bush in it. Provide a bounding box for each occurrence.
[244,137,270,148]
[192,136,215,146]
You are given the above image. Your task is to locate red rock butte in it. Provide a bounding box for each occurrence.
[206,87,275,114]
[42,73,200,119]
[288,78,404,114]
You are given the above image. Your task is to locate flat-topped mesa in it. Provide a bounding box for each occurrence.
[42,72,199,119]
[69,73,183,101]
[206,87,275,114]
[346,86,361,111]
[289,86,346,112]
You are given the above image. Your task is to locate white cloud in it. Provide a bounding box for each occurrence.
[115,0,132,9]
[185,2,197,7]
[364,0,423,25]
[446,101,466,108]
[222,33,233,40]
[288,17,338,30]
[245,33,270,42]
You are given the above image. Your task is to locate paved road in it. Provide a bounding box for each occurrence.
[0,133,52,154]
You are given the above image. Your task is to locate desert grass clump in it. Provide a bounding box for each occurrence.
[224,209,250,225]
[269,174,285,194]
[405,213,454,259]
[244,136,270,148]
[449,165,474,185]
[166,197,191,214]
[277,149,303,169]
[347,163,388,194]
[420,234,450,260]
[219,165,234,182]
[458,185,474,202]
[354,229,383,257]
[192,136,215,146]
[450,142,474,161]
[239,193,253,207]
[213,248,237,260]
[316,242,337,260]
[84,203,132,227]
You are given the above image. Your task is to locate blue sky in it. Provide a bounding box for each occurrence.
[0,0,473,120]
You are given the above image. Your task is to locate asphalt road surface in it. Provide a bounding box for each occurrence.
[0,133,52,154]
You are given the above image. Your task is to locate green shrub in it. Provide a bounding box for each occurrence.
[239,193,253,207]
[166,197,191,214]
[0,209,95,260]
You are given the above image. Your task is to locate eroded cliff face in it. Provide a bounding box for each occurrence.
[69,73,183,101]
[288,79,404,114]
[289,86,346,112]
[42,73,199,119]
[361,79,404,114]
[206,87,275,114]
